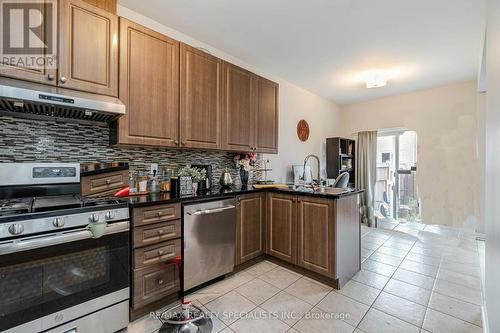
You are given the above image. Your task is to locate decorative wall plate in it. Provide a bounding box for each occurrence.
[297,119,310,142]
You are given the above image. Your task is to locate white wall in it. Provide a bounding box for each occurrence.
[340,81,481,230]
[484,0,500,331]
[118,6,341,183]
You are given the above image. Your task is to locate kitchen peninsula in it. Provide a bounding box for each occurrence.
[126,185,362,318]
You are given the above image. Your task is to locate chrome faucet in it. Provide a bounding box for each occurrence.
[302,154,323,189]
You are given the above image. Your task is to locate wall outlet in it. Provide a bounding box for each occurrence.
[150,163,159,175]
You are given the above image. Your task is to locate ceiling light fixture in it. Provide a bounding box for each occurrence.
[364,71,388,88]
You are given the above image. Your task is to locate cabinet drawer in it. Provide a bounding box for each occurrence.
[134,239,181,269]
[133,203,181,226]
[132,262,179,308]
[81,170,129,196]
[133,220,181,248]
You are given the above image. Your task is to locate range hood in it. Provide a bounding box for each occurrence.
[0,77,125,123]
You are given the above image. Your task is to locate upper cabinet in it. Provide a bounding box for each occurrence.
[0,1,57,85]
[222,63,279,154]
[180,44,223,150]
[255,77,279,153]
[0,0,118,95]
[222,63,256,152]
[58,0,119,96]
[113,18,179,147]
[0,0,279,153]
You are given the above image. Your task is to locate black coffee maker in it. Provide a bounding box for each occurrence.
[190,164,212,192]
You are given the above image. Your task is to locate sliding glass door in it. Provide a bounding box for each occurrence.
[375,130,421,222]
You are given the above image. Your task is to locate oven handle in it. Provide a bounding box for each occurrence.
[0,221,129,255]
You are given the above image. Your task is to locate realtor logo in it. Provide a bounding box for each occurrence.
[0,0,57,69]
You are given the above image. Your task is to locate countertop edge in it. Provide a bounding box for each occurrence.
[126,187,364,208]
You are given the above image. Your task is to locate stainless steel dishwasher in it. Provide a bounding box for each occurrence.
[183,198,236,291]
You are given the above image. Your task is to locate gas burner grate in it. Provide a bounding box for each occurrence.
[82,197,126,207]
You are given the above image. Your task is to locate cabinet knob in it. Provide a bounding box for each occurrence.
[106,179,111,185]
[158,250,164,255]
[157,211,162,217]
[157,229,164,235]
[174,140,179,146]
[157,279,164,285]
[60,76,67,83]
[47,74,54,81]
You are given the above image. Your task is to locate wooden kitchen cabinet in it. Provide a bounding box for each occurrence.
[80,169,129,197]
[296,196,335,277]
[112,18,180,147]
[236,193,266,265]
[58,0,118,96]
[255,77,279,153]
[0,1,56,85]
[0,0,119,93]
[180,44,223,149]
[132,262,179,309]
[222,63,257,151]
[81,0,117,13]
[221,63,279,153]
[130,202,182,319]
[266,192,296,264]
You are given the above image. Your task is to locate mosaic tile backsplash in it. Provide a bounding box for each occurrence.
[0,115,258,186]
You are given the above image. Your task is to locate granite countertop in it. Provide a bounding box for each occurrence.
[126,185,364,208]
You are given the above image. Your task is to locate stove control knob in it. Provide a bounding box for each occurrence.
[105,211,115,220]
[89,213,100,223]
[8,223,24,235]
[53,217,65,228]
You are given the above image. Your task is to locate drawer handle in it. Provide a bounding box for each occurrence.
[106,179,111,185]
[158,250,164,255]
[157,279,164,285]
[157,229,164,235]
[157,211,162,217]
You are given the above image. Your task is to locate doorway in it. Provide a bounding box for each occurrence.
[375,130,421,223]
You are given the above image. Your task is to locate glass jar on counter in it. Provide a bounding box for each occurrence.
[160,168,174,192]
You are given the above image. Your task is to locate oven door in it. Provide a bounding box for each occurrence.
[0,223,129,332]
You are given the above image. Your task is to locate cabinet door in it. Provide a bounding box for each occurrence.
[255,77,279,153]
[58,0,118,96]
[180,44,222,149]
[236,193,265,265]
[297,196,335,277]
[115,18,179,147]
[0,0,57,85]
[222,63,256,151]
[266,193,296,264]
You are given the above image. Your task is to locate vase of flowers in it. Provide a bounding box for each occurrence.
[179,166,207,194]
[234,152,257,188]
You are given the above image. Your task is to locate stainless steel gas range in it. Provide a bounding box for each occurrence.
[0,163,130,333]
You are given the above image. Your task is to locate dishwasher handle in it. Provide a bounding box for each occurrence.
[187,205,236,216]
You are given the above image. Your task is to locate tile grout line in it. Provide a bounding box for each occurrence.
[355,228,422,331]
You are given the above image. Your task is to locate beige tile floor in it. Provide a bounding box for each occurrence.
[125,222,484,333]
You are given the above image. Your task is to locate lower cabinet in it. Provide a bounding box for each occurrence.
[266,193,296,264]
[297,196,335,278]
[132,262,179,309]
[236,193,265,265]
[131,203,181,318]
[266,193,337,278]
